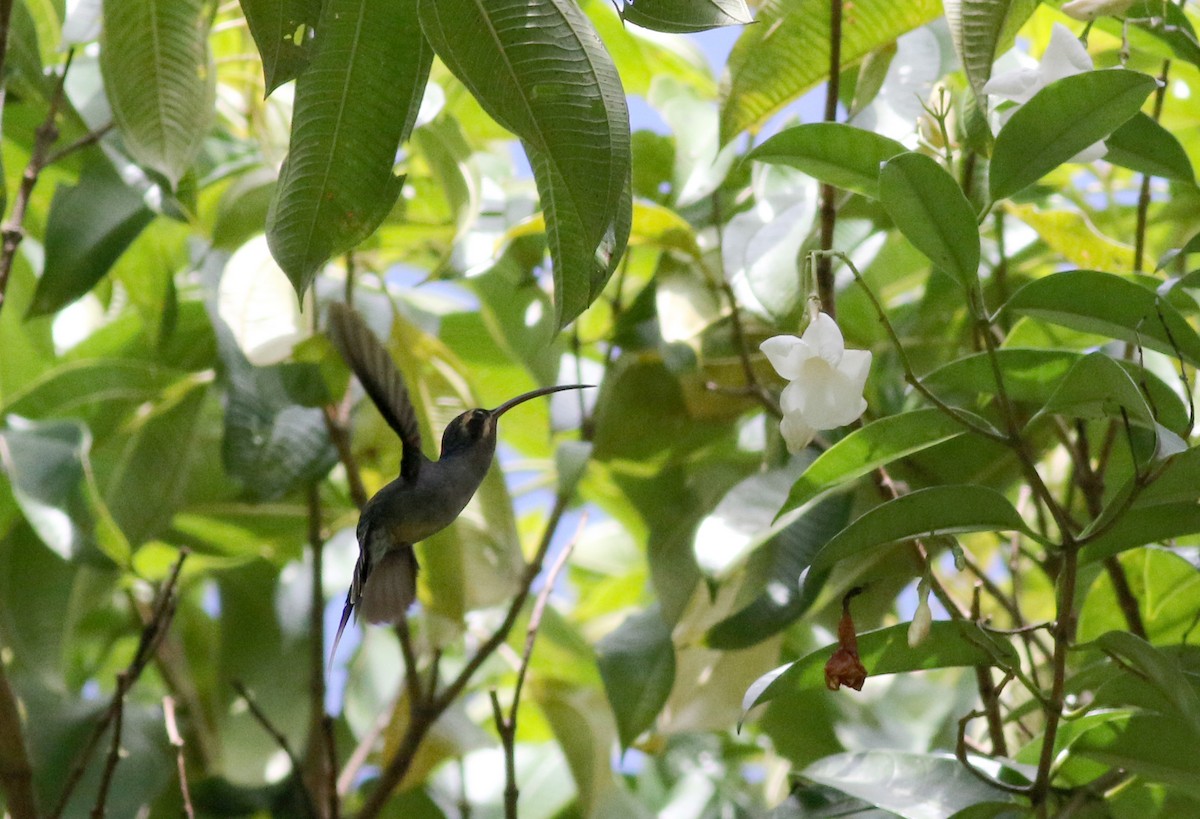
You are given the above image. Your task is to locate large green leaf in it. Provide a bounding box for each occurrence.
[267,0,432,295]
[779,409,975,517]
[596,606,676,748]
[743,620,1018,712]
[100,0,215,187]
[1082,502,1200,563]
[1004,271,1200,367]
[420,0,631,328]
[27,154,155,317]
[745,123,907,199]
[1105,112,1196,184]
[238,0,321,93]
[1031,352,1155,429]
[1070,713,1200,797]
[620,0,752,33]
[989,70,1157,201]
[719,0,941,143]
[808,485,1037,573]
[802,751,1019,818]
[1090,631,1200,735]
[944,0,1038,98]
[879,152,980,289]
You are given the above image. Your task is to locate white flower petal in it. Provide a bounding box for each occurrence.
[837,349,873,393]
[1040,24,1094,85]
[779,412,815,454]
[1068,140,1108,164]
[982,67,1043,104]
[761,334,815,380]
[790,359,864,429]
[801,312,845,366]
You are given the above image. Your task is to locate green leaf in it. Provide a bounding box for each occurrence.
[989,70,1157,201]
[267,0,432,295]
[706,494,852,650]
[944,0,1038,98]
[802,751,1019,818]
[0,418,91,560]
[719,0,942,142]
[1004,271,1200,367]
[238,0,321,93]
[1031,352,1155,429]
[596,606,676,748]
[27,154,154,317]
[809,485,1036,573]
[1105,112,1196,184]
[880,152,980,288]
[1100,2,1200,69]
[1070,713,1200,797]
[746,123,907,199]
[619,0,752,33]
[922,348,1190,433]
[1157,230,1200,272]
[744,620,1018,712]
[212,168,276,250]
[1079,548,1200,644]
[1090,631,1200,735]
[100,0,215,186]
[1081,502,1200,563]
[419,0,631,328]
[779,409,974,517]
[1006,203,1135,273]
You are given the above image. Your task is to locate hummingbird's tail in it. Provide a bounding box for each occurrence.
[359,546,418,624]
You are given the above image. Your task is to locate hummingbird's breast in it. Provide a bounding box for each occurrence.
[360,453,491,549]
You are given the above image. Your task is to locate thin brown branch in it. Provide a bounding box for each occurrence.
[305,484,333,818]
[971,587,1009,757]
[356,490,576,819]
[43,122,115,167]
[322,401,369,509]
[1133,59,1171,272]
[0,49,75,317]
[322,717,340,819]
[815,0,844,314]
[89,672,127,819]
[51,549,188,819]
[163,697,195,819]
[0,641,39,819]
[955,703,1030,796]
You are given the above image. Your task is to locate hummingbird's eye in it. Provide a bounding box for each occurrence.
[466,409,489,438]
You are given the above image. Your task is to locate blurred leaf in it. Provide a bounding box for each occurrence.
[808,485,1037,573]
[989,70,1156,201]
[1031,352,1155,429]
[879,152,980,288]
[706,494,852,649]
[1105,112,1196,184]
[744,621,1019,712]
[1006,203,1135,273]
[238,0,320,93]
[1157,230,1200,272]
[0,417,92,560]
[267,0,432,294]
[722,196,812,318]
[1070,713,1200,797]
[419,0,631,328]
[597,606,675,748]
[1004,270,1200,367]
[619,0,752,33]
[28,154,154,317]
[779,410,976,517]
[211,168,275,250]
[1099,1,1200,68]
[746,123,906,199]
[101,0,215,186]
[801,751,1019,818]
[944,0,1038,98]
[719,0,941,142]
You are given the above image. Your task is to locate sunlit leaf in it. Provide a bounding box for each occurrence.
[745,123,907,199]
[719,0,941,142]
[879,152,980,288]
[620,0,752,33]
[1079,548,1200,645]
[267,0,432,294]
[1006,203,1135,273]
[100,0,215,186]
[989,70,1157,201]
[0,417,92,560]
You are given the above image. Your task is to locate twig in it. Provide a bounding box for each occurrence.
[1133,59,1171,272]
[356,490,577,819]
[955,703,1030,795]
[305,484,333,817]
[322,717,339,819]
[322,401,369,509]
[491,517,584,819]
[51,550,189,819]
[231,680,304,772]
[814,0,844,314]
[43,122,115,166]
[0,49,75,317]
[336,702,394,797]
[971,587,1009,757]
[0,640,39,819]
[163,697,195,819]
[89,673,127,819]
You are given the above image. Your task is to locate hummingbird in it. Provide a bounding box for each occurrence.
[326,303,590,661]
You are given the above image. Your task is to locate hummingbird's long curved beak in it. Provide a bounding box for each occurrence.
[490,384,593,418]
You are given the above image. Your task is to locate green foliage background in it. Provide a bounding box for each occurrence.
[0,0,1199,817]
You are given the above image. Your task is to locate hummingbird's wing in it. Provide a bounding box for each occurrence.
[327,303,423,483]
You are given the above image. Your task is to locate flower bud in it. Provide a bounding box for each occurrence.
[908,579,933,647]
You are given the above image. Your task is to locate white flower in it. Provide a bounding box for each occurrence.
[908,579,933,647]
[1062,0,1136,21]
[982,23,1107,163]
[761,313,871,454]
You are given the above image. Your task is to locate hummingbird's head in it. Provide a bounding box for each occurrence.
[439,384,593,457]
